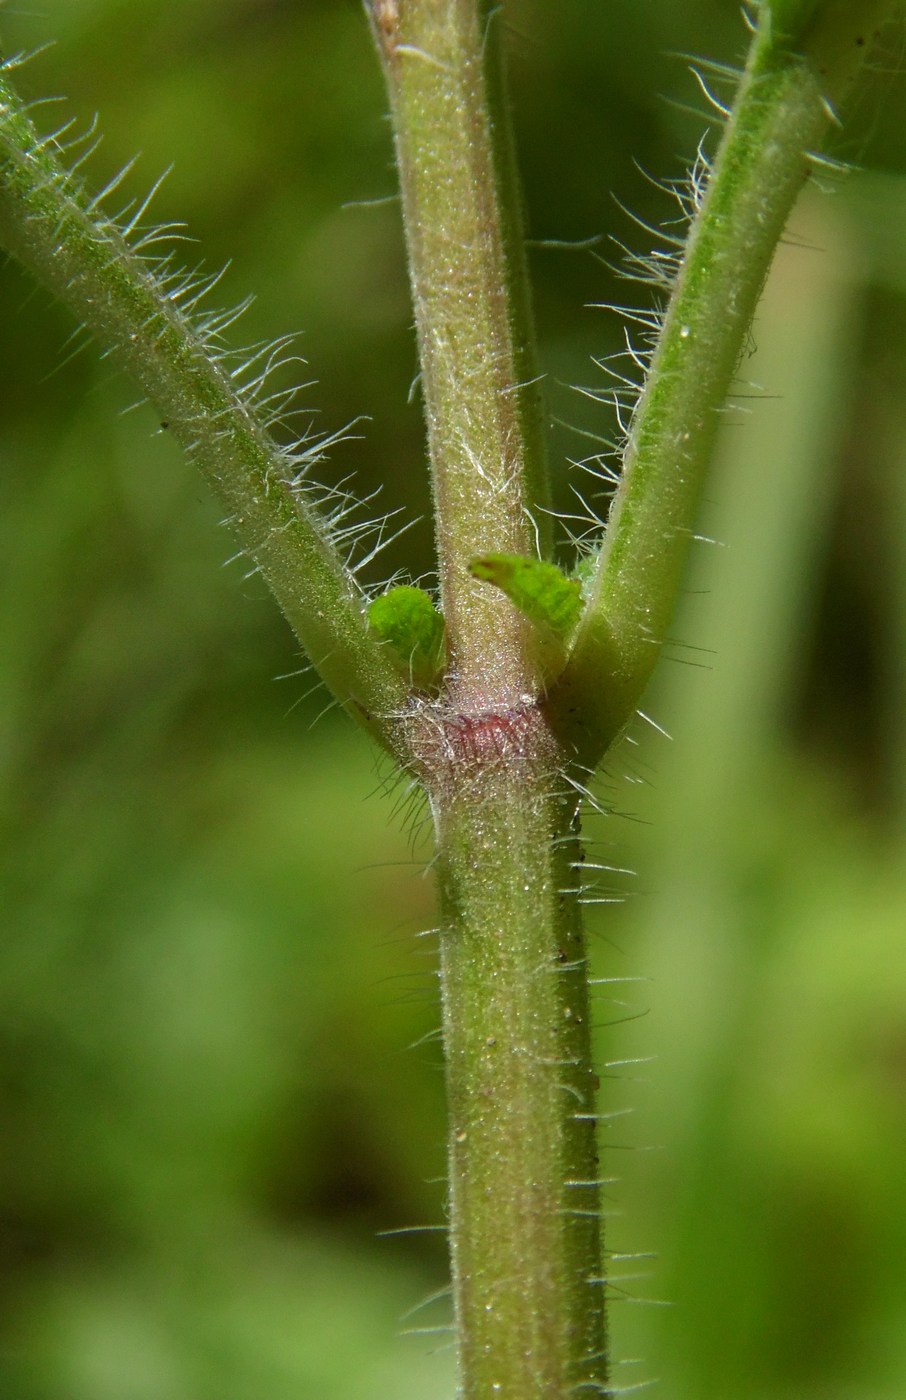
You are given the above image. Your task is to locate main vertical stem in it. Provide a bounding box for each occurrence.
[419,704,608,1398]
[367,2,608,1390]
[367,0,549,704]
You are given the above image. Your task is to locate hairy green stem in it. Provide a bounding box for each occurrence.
[1,5,899,1397]
[548,0,899,767]
[0,59,409,749]
[366,0,550,706]
[414,702,606,1399]
[368,3,608,1394]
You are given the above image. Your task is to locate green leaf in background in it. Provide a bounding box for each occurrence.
[368,584,445,687]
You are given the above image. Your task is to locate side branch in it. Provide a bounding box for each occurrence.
[547,0,900,768]
[0,60,410,751]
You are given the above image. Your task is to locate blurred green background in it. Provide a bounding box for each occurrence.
[1,2,905,1397]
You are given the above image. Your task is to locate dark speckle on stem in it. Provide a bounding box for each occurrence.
[371,0,399,55]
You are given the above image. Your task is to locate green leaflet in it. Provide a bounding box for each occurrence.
[368,585,445,687]
[468,554,584,639]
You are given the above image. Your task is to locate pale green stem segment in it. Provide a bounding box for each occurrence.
[367,5,608,1393]
[547,0,900,768]
[365,0,550,708]
[420,704,606,1400]
[0,62,410,751]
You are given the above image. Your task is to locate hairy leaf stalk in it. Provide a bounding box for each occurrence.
[0,63,409,749]
[549,0,900,766]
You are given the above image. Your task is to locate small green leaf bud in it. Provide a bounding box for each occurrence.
[368,585,445,688]
[468,554,583,640]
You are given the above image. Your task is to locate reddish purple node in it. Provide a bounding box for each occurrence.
[442,704,534,764]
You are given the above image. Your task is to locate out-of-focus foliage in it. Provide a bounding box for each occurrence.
[0,1,904,1396]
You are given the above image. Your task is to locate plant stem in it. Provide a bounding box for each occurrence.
[415,703,607,1399]
[547,0,900,767]
[0,59,409,749]
[369,4,608,1393]
[366,0,550,706]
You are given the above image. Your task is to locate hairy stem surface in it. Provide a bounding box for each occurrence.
[548,0,899,766]
[414,701,606,1399]
[0,60,408,748]
[368,3,609,1392]
[367,0,549,706]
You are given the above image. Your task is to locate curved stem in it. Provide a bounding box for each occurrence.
[547,0,900,767]
[0,58,410,750]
